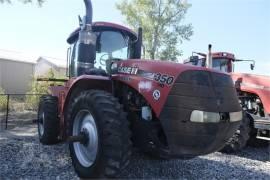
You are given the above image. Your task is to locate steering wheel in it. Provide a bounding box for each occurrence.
[99,53,110,66]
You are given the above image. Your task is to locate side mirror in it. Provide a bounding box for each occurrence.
[189,56,199,65]
[250,63,255,70]
[133,27,143,59]
[183,56,200,65]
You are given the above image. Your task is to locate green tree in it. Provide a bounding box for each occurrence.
[116,0,193,61]
[25,69,63,110]
[0,0,44,6]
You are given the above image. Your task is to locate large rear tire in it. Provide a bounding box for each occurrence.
[67,90,132,178]
[37,95,60,145]
[221,112,250,153]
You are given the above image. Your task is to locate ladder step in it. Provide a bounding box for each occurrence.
[254,118,270,130]
[256,136,270,141]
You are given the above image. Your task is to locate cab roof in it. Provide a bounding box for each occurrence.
[212,52,235,60]
[67,21,138,44]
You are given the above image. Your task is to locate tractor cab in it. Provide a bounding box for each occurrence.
[184,51,255,73]
[184,52,234,73]
[67,22,142,77]
[212,52,235,73]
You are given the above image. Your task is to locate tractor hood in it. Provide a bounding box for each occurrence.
[113,59,240,116]
[113,59,241,157]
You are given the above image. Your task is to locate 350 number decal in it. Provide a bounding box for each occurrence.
[154,73,174,86]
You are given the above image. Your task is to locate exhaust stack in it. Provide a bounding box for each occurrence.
[206,44,213,68]
[76,0,97,76]
[84,0,93,25]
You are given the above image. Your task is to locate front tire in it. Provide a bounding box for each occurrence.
[67,90,132,178]
[221,112,250,153]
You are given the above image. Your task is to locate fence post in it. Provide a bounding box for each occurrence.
[5,95,10,130]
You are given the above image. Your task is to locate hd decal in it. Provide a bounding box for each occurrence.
[138,81,152,92]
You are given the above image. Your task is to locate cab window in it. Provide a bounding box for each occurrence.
[95,31,129,69]
[69,30,130,77]
[213,59,230,72]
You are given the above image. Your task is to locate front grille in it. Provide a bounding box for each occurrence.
[160,70,241,122]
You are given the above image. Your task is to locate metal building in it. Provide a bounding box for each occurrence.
[0,50,66,94]
[0,50,35,94]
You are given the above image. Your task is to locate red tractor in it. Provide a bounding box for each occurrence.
[37,1,242,178]
[184,45,270,153]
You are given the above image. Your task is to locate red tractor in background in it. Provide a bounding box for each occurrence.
[37,1,242,178]
[184,45,270,153]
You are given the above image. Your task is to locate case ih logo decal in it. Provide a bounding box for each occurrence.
[118,66,138,75]
[117,67,175,86]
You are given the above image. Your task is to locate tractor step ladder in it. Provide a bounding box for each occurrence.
[253,116,270,141]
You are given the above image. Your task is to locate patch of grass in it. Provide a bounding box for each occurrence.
[0,87,7,111]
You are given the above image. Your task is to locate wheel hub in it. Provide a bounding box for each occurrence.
[73,110,98,167]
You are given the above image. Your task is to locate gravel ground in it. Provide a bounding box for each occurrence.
[0,125,269,180]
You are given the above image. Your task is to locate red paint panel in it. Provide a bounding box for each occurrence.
[231,73,270,114]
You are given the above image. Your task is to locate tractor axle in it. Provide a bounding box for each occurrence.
[67,132,89,144]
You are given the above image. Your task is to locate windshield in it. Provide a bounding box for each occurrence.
[213,58,230,72]
[95,31,129,69]
[69,30,131,77]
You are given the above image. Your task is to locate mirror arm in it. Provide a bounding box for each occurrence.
[234,59,256,70]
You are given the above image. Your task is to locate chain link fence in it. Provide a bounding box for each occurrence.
[0,94,43,131]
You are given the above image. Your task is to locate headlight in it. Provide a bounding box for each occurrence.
[229,111,242,122]
[190,110,243,123]
[190,110,220,123]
